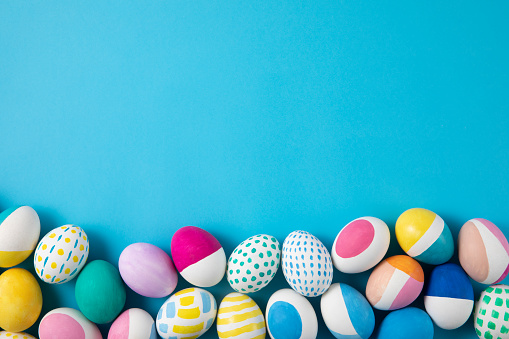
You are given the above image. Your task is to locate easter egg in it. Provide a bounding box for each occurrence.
[217,293,266,338]
[34,224,89,284]
[424,263,474,330]
[227,234,281,293]
[119,242,178,298]
[331,217,390,273]
[266,289,318,339]
[0,206,40,268]
[377,307,434,339]
[39,307,102,339]
[108,308,157,339]
[0,268,42,332]
[171,226,226,287]
[395,208,454,265]
[365,255,424,311]
[458,218,509,284]
[282,230,333,297]
[0,332,36,339]
[320,283,375,339]
[75,260,126,324]
[156,287,217,339]
[474,285,509,339]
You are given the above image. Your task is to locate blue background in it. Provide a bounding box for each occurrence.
[1,1,508,338]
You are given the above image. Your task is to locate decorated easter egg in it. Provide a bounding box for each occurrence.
[0,268,42,332]
[321,283,375,339]
[424,263,474,330]
[459,218,509,284]
[34,224,89,284]
[108,308,157,339]
[282,230,333,297]
[377,307,434,339]
[0,206,40,268]
[39,307,102,339]
[395,208,454,265]
[365,255,424,311]
[156,287,217,339]
[227,234,281,293]
[75,260,126,324]
[331,217,390,273]
[266,289,318,339]
[0,332,36,339]
[119,242,178,298]
[171,226,226,287]
[474,285,509,339]
[217,293,265,338]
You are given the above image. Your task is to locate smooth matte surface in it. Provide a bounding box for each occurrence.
[1,1,509,337]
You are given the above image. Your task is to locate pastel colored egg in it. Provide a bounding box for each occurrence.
[119,242,178,298]
[227,234,281,293]
[171,226,226,287]
[0,268,42,332]
[108,308,157,339]
[217,293,266,339]
[331,217,390,274]
[34,224,89,284]
[320,283,375,339]
[75,260,126,324]
[365,255,424,311]
[424,263,474,330]
[377,307,434,339]
[282,230,333,297]
[459,218,509,284]
[395,208,454,265]
[156,287,217,339]
[0,206,40,268]
[39,307,102,339]
[266,289,318,339]
[474,285,509,339]
[0,331,36,339]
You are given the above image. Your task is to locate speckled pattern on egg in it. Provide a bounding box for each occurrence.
[34,225,89,284]
[227,234,281,293]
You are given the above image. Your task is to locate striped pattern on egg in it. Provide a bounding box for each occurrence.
[34,225,89,284]
[217,293,266,339]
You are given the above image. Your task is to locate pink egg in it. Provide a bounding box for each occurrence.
[39,307,102,339]
[171,226,226,287]
[119,243,178,298]
[108,308,156,339]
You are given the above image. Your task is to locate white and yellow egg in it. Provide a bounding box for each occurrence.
[217,293,266,339]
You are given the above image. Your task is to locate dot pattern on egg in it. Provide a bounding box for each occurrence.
[475,286,509,339]
[0,331,37,339]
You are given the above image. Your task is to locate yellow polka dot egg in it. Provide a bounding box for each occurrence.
[34,225,89,284]
[0,331,36,339]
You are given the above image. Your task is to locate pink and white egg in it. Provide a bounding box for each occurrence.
[108,308,157,339]
[39,307,102,339]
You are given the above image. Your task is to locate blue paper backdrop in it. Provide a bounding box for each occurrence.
[1,1,508,338]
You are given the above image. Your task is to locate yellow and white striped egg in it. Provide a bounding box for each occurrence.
[217,293,266,339]
[0,331,37,339]
[34,225,89,284]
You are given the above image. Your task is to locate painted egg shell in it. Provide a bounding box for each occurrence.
[282,230,333,297]
[0,206,40,268]
[39,307,102,339]
[459,218,509,284]
[119,242,178,298]
[320,283,374,339]
[331,217,390,273]
[395,208,454,265]
[217,292,265,339]
[156,287,217,339]
[474,285,509,339]
[365,255,424,311]
[424,263,474,330]
[75,260,126,324]
[227,234,281,293]
[377,307,434,339]
[0,332,36,339]
[108,308,157,339]
[34,224,89,284]
[266,289,318,339]
[0,268,42,332]
[171,226,226,287]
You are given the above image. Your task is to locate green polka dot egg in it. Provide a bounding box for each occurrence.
[227,234,281,293]
[33,225,89,284]
[475,284,509,339]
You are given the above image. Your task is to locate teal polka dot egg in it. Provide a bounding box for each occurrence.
[474,284,509,339]
[34,225,89,284]
[227,234,281,293]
